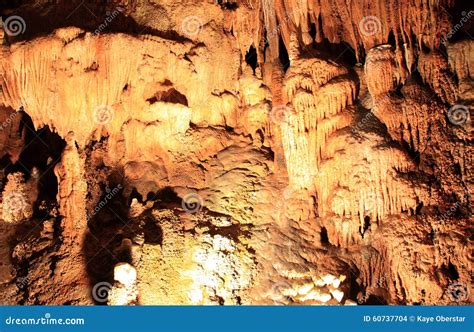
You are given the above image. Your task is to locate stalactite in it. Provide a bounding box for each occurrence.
[262,0,279,62]
[0,33,139,145]
[402,43,415,73]
[372,95,434,153]
[232,0,455,65]
[364,45,399,98]
[365,45,446,154]
[0,40,62,130]
[447,40,474,81]
[280,54,356,189]
[316,130,421,227]
[228,1,264,64]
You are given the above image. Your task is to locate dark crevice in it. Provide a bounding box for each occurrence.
[149,186,181,205]
[245,46,258,73]
[83,171,131,305]
[363,294,388,305]
[360,216,370,238]
[5,112,65,219]
[217,0,238,10]
[347,275,362,304]
[440,262,459,280]
[415,202,424,215]
[312,39,358,67]
[128,188,143,205]
[320,227,329,245]
[309,23,317,40]
[387,30,396,48]
[147,88,188,106]
[278,35,290,71]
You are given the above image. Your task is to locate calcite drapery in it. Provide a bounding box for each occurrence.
[281,53,356,189]
[232,0,454,67]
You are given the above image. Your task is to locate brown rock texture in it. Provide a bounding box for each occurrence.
[0,0,471,305]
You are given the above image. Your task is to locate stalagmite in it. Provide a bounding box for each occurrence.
[1,172,33,223]
[108,263,139,305]
[364,45,399,98]
[50,133,90,303]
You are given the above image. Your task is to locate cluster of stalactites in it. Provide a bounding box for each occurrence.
[447,40,474,81]
[375,98,425,152]
[364,44,445,153]
[231,0,454,68]
[0,32,139,146]
[315,132,420,227]
[0,28,241,150]
[280,56,356,189]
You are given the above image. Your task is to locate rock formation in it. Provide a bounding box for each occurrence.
[0,0,471,306]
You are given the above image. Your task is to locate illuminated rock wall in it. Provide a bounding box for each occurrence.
[0,0,471,306]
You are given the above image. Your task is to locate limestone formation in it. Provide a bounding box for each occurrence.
[108,263,138,305]
[1,172,33,223]
[0,0,471,306]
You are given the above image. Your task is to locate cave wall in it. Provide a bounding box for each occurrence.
[0,0,471,305]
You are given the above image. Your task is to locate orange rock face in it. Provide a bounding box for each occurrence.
[0,0,471,305]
